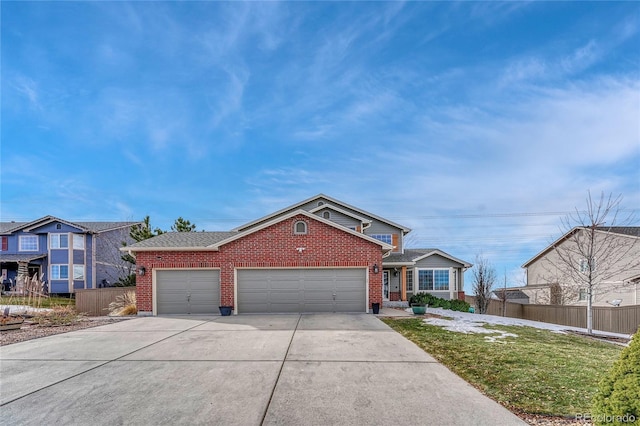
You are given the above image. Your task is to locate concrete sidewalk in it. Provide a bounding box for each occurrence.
[1,314,524,425]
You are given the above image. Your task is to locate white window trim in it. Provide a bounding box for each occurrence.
[293,221,308,235]
[578,288,588,301]
[383,271,390,301]
[579,258,596,274]
[406,269,413,292]
[73,265,85,280]
[51,264,69,280]
[19,235,38,252]
[73,234,85,249]
[416,268,450,292]
[50,233,69,249]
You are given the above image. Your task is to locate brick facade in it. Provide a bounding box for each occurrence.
[135,214,384,313]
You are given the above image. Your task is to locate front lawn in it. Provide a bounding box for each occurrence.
[383,318,622,417]
[0,295,75,309]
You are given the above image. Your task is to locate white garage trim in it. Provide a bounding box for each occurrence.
[153,267,221,316]
[234,267,369,314]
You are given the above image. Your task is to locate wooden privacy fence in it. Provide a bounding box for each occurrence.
[465,296,640,335]
[75,287,132,316]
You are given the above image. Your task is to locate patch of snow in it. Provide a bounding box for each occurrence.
[423,316,518,342]
[423,317,518,342]
[1,305,52,315]
[416,307,633,339]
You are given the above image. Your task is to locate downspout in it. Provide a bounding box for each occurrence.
[92,233,97,289]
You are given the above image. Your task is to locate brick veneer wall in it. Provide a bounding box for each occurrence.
[135,214,383,313]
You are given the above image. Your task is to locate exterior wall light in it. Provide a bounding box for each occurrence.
[137,266,146,276]
[373,264,379,274]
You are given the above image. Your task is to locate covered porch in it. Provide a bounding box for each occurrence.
[0,254,47,294]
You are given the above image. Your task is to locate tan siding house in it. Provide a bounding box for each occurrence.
[522,227,640,306]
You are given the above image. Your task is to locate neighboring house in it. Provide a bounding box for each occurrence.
[522,227,640,306]
[491,289,530,304]
[0,216,141,294]
[125,194,472,315]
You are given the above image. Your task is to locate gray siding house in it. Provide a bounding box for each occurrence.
[0,216,141,294]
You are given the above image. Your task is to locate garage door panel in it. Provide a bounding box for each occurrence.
[304,289,335,301]
[270,291,302,302]
[156,270,220,315]
[156,270,188,291]
[237,268,366,314]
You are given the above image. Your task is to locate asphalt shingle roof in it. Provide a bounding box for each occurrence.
[74,222,141,232]
[127,232,238,249]
[0,253,48,263]
[596,226,640,237]
[384,249,438,263]
[0,222,27,233]
[492,289,529,300]
[0,220,140,234]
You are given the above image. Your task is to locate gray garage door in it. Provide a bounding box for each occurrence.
[237,268,366,314]
[156,270,220,315]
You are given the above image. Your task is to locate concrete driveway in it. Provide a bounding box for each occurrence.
[1,314,524,425]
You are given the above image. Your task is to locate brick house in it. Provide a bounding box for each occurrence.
[125,195,471,315]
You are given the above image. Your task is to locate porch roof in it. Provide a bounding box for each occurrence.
[0,254,47,263]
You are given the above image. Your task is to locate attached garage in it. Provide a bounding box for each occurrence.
[156,269,220,315]
[236,268,367,314]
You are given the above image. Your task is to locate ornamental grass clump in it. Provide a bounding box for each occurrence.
[591,331,640,425]
[31,305,83,326]
[108,291,137,316]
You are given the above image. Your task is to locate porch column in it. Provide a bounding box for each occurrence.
[401,266,407,301]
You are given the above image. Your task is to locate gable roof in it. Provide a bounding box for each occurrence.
[123,231,238,250]
[0,222,26,233]
[125,209,394,253]
[308,204,371,225]
[491,289,529,300]
[599,227,640,237]
[384,248,472,268]
[0,216,141,235]
[232,194,411,233]
[522,226,640,268]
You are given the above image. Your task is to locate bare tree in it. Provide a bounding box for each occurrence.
[551,191,640,333]
[472,254,496,314]
[499,269,508,316]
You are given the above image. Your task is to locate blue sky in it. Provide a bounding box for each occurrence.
[2,2,639,287]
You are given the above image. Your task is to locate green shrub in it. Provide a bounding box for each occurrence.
[591,332,640,425]
[409,293,431,306]
[450,299,471,312]
[408,293,470,313]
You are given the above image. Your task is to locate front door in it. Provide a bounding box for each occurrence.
[27,266,41,280]
[383,271,390,301]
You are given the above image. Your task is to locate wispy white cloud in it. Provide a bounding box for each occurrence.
[561,40,600,75]
[3,1,638,285]
[12,75,40,110]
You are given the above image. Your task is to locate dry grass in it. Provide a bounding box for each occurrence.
[107,291,137,316]
[383,317,623,417]
[30,305,85,326]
